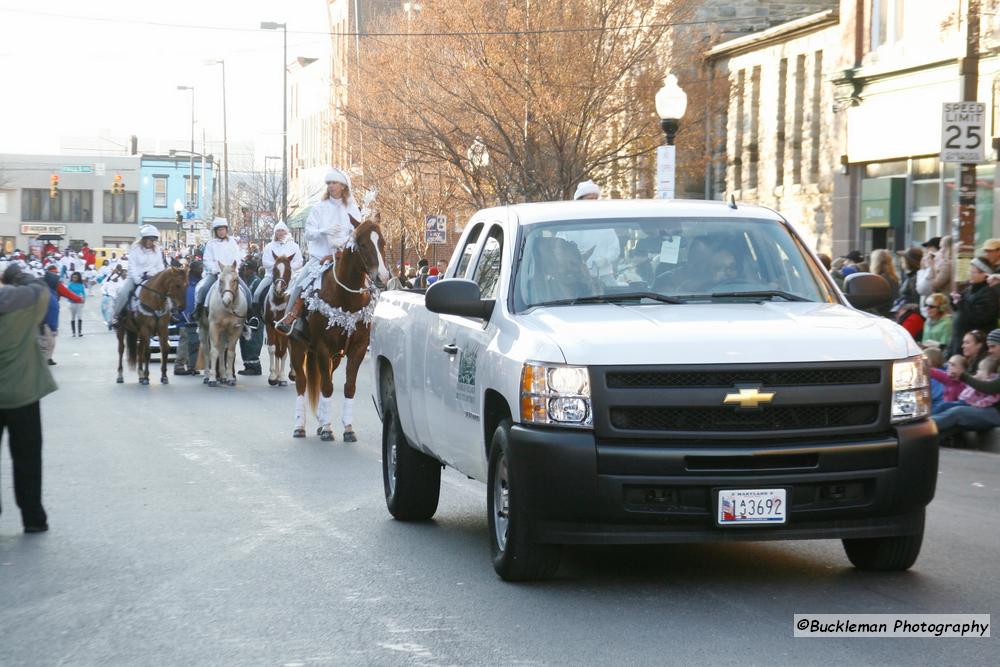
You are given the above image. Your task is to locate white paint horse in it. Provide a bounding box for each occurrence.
[198,261,247,387]
[264,253,295,387]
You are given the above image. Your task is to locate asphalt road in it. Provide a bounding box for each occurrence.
[1,301,997,665]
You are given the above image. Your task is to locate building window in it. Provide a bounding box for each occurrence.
[809,51,823,183]
[102,191,138,223]
[20,189,93,222]
[748,65,761,191]
[0,191,8,214]
[153,176,168,207]
[871,0,904,50]
[734,69,745,190]
[184,176,200,208]
[776,58,787,187]
[792,55,806,185]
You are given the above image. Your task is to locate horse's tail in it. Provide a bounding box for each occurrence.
[305,347,321,415]
[125,329,138,369]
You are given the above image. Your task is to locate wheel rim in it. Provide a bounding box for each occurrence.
[493,453,510,552]
[387,421,398,496]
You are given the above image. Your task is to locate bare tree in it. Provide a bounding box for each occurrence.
[347,0,698,249]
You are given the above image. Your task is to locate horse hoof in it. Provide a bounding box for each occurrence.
[278,380,288,387]
[226,379,236,387]
[203,377,209,384]
[343,431,358,443]
[161,377,169,384]
[320,430,335,442]
[316,427,324,436]
[268,379,279,386]
[292,429,306,438]
[116,377,124,384]
[139,378,148,386]
[208,380,218,387]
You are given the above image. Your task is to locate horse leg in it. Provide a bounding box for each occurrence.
[290,340,307,437]
[159,321,169,384]
[341,336,367,442]
[277,339,288,387]
[207,324,220,386]
[116,330,125,383]
[318,354,335,441]
[267,342,278,385]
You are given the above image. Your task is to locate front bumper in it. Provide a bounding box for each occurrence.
[507,420,938,545]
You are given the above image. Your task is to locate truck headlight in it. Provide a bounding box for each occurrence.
[520,362,593,428]
[891,356,931,424]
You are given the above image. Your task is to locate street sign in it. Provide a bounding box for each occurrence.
[94,163,106,176]
[60,165,94,173]
[655,145,676,199]
[425,215,447,244]
[941,102,987,163]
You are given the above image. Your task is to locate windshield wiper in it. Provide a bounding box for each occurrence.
[531,292,685,307]
[701,290,811,302]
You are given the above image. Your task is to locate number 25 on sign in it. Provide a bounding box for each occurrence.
[941,102,986,163]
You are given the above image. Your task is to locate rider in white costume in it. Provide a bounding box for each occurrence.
[111,225,166,327]
[275,168,360,338]
[252,221,302,316]
[194,217,253,317]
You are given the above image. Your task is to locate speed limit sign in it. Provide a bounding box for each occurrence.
[941,102,987,163]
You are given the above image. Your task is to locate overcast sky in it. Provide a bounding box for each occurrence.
[0,0,332,164]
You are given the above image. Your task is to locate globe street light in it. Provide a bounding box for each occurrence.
[260,21,288,225]
[654,73,687,199]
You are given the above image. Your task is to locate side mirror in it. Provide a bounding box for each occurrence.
[425,278,495,320]
[843,272,892,310]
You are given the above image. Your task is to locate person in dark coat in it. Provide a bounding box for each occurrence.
[238,260,264,376]
[0,264,57,533]
[948,257,1000,357]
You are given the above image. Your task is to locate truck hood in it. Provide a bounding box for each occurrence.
[517,302,919,366]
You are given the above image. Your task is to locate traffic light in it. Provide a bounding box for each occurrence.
[49,174,59,199]
[112,174,124,195]
[175,210,183,224]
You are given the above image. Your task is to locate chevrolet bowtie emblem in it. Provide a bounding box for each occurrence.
[723,387,775,409]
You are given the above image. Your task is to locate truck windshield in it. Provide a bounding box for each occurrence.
[513,217,834,310]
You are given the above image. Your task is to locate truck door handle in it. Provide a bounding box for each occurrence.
[443,343,459,355]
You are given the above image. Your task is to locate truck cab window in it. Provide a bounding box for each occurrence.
[455,223,483,279]
[473,226,503,299]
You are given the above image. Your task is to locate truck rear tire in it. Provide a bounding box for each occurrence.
[382,387,440,521]
[842,512,924,571]
[488,420,561,581]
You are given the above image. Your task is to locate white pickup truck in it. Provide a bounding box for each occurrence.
[370,199,938,581]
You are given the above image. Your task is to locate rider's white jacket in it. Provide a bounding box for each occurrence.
[203,237,241,273]
[262,237,303,272]
[128,243,166,280]
[305,198,357,260]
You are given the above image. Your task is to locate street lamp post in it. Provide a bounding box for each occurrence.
[176,85,196,210]
[260,21,288,224]
[173,198,185,250]
[654,73,687,199]
[205,59,230,223]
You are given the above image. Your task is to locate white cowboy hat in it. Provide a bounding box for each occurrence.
[574,180,601,200]
[211,217,229,230]
[139,224,160,239]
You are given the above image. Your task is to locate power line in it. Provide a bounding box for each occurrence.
[0,7,769,39]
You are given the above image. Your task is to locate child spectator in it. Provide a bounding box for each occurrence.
[67,272,86,337]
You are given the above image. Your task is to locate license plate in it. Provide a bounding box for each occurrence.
[717,488,786,525]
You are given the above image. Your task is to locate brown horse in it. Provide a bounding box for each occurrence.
[289,216,390,441]
[264,252,296,387]
[116,266,188,385]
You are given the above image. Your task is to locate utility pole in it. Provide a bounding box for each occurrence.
[958,0,981,263]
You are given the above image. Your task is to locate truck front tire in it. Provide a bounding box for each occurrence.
[488,420,561,581]
[381,385,441,521]
[842,511,924,571]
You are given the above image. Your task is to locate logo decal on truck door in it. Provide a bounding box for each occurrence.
[456,346,479,412]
